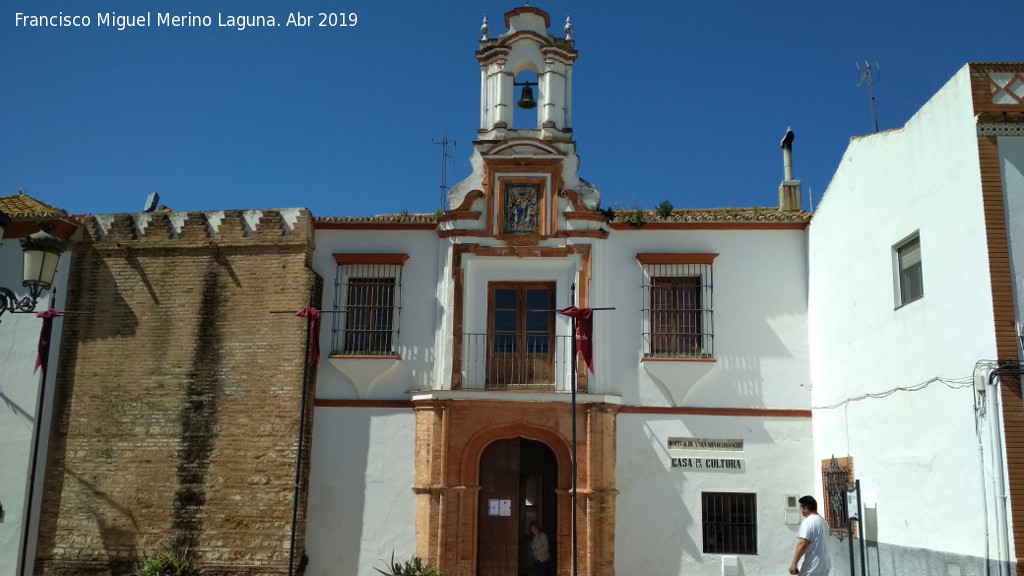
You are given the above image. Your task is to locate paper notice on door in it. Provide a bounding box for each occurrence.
[499,499,512,517]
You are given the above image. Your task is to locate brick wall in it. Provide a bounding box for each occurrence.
[35,210,319,576]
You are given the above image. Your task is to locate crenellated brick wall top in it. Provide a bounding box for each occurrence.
[79,208,314,250]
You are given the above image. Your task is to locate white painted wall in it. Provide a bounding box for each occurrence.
[311,229,441,401]
[0,234,70,576]
[306,228,432,576]
[428,226,811,407]
[603,227,813,575]
[308,214,814,574]
[809,65,999,558]
[615,414,815,575]
[304,408,417,576]
[595,228,811,409]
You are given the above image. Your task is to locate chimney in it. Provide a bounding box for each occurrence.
[779,127,802,211]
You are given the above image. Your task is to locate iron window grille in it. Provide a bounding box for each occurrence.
[822,455,855,538]
[332,262,403,355]
[641,261,714,358]
[701,492,757,555]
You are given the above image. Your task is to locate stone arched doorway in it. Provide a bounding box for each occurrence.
[477,438,558,576]
[412,399,617,576]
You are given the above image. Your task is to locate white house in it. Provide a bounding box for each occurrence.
[304,8,817,576]
[808,63,1024,575]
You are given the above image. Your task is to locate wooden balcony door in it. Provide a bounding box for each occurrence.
[487,282,555,389]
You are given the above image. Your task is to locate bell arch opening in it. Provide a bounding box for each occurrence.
[512,70,540,130]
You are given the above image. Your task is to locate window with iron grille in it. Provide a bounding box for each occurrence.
[702,492,757,555]
[821,456,855,538]
[638,254,716,359]
[331,254,407,355]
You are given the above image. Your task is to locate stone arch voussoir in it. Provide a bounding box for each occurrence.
[461,422,572,490]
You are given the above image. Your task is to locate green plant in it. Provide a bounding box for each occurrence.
[375,552,445,576]
[433,209,445,221]
[656,199,673,218]
[133,548,202,576]
[626,207,647,228]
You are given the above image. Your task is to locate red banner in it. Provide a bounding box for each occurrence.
[294,306,322,366]
[558,306,594,375]
[35,308,63,374]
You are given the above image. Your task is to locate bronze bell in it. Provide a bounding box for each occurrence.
[517,85,537,109]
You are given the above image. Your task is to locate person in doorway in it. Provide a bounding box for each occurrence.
[790,495,831,575]
[529,521,551,576]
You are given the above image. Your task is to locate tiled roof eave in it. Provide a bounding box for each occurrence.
[611,208,813,226]
[314,214,439,230]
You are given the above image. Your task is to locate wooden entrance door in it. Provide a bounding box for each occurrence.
[478,439,559,576]
[487,283,555,389]
[478,439,521,576]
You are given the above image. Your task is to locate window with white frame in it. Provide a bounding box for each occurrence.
[332,254,407,355]
[895,234,923,307]
[638,254,716,359]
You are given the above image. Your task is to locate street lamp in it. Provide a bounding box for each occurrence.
[0,211,67,321]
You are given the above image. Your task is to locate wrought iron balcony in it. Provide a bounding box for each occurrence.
[455,333,581,392]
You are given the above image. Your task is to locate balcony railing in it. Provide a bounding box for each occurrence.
[456,333,582,392]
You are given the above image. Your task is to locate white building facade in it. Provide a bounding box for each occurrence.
[808,63,1024,575]
[0,194,76,576]
[304,8,817,576]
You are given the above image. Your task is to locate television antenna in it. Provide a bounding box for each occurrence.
[857,61,880,133]
[433,133,456,210]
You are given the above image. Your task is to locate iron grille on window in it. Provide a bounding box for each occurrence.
[641,263,713,358]
[702,492,757,555]
[332,263,402,355]
[822,455,854,538]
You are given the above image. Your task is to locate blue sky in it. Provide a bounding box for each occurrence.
[2,0,1022,217]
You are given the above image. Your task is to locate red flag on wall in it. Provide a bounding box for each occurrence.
[35,309,63,374]
[294,306,322,366]
[558,306,594,375]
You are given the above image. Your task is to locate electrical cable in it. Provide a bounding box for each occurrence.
[812,376,975,410]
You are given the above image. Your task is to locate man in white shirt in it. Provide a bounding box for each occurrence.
[789,495,831,575]
[529,521,551,576]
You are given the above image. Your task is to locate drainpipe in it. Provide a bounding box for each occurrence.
[288,293,315,576]
[973,377,991,576]
[436,401,449,565]
[988,366,1016,576]
[980,362,1021,576]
